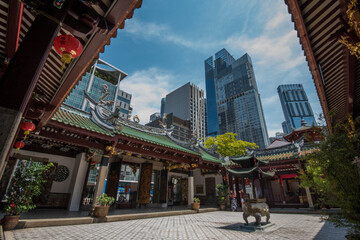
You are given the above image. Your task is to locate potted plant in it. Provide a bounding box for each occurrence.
[216,184,229,210]
[94,194,115,218]
[191,197,200,210]
[1,161,53,230]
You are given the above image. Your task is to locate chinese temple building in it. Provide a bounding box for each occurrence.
[1,101,223,211]
[225,120,323,208]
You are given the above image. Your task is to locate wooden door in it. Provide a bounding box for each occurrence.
[205,177,216,203]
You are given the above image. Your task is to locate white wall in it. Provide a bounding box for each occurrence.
[13,149,76,193]
[193,169,222,196]
[68,153,88,211]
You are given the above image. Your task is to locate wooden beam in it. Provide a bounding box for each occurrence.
[345,42,356,115]
[39,130,105,150]
[47,120,114,141]
[119,134,201,159]
[0,1,72,112]
[5,0,23,59]
[197,164,219,171]
[116,143,191,163]
[20,145,77,158]
[37,0,142,130]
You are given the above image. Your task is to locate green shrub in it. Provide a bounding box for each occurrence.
[3,161,54,216]
[96,194,115,206]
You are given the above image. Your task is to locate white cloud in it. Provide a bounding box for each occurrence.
[120,68,176,124]
[264,8,289,31]
[225,30,302,71]
[262,95,278,106]
[125,19,220,52]
[268,128,284,138]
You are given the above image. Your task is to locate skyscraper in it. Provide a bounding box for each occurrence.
[164,82,206,139]
[205,49,269,148]
[160,98,166,117]
[277,84,316,134]
[63,59,132,119]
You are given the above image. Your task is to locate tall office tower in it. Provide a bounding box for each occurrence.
[164,82,206,139]
[277,84,316,134]
[205,48,269,148]
[160,98,166,117]
[64,59,132,119]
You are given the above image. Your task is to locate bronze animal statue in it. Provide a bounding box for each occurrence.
[243,199,270,225]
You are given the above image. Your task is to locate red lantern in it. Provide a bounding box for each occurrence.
[14,141,25,150]
[21,121,36,140]
[53,35,83,70]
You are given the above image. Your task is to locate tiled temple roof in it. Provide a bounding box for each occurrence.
[52,108,113,136]
[256,147,320,161]
[51,108,222,164]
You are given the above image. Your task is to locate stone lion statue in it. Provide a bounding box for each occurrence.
[243,199,270,226]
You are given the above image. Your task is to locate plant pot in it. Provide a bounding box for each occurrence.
[220,204,226,210]
[191,202,200,210]
[3,215,20,231]
[94,205,110,218]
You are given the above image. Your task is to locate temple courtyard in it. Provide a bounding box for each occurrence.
[5,211,347,240]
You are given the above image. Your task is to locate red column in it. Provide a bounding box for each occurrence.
[235,177,241,205]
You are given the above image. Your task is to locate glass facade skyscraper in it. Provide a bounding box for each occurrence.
[277,84,316,134]
[204,57,219,136]
[205,49,269,148]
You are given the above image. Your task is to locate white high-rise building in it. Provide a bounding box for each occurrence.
[164,82,206,140]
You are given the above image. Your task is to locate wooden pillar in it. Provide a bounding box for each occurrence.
[242,178,246,194]
[260,178,265,199]
[105,159,122,200]
[159,170,168,204]
[235,177,240,206]
[0,1,72,179]
[138,163,153,207]
[251,175,256,199]
[279,178,286,205]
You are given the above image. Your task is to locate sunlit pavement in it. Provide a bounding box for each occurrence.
[7,211,347,240]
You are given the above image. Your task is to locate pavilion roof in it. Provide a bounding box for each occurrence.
[256,147,320,162]
[50,107,223,164]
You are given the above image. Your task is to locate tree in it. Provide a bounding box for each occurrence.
[203,132,258,157]
[298,116,360,238]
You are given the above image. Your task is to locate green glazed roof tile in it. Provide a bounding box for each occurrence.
[51,109,114,136]
[200,150,222,164]
[115,125,200,155]
[51,108,222,164]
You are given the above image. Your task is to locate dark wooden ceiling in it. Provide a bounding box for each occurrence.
[286,0,360,128]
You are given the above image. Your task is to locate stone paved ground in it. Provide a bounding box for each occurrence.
[9,212,348,240]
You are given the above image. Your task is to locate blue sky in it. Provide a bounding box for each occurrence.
[100,0,323,137]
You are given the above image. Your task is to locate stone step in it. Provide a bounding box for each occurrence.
[11,208,219,230]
